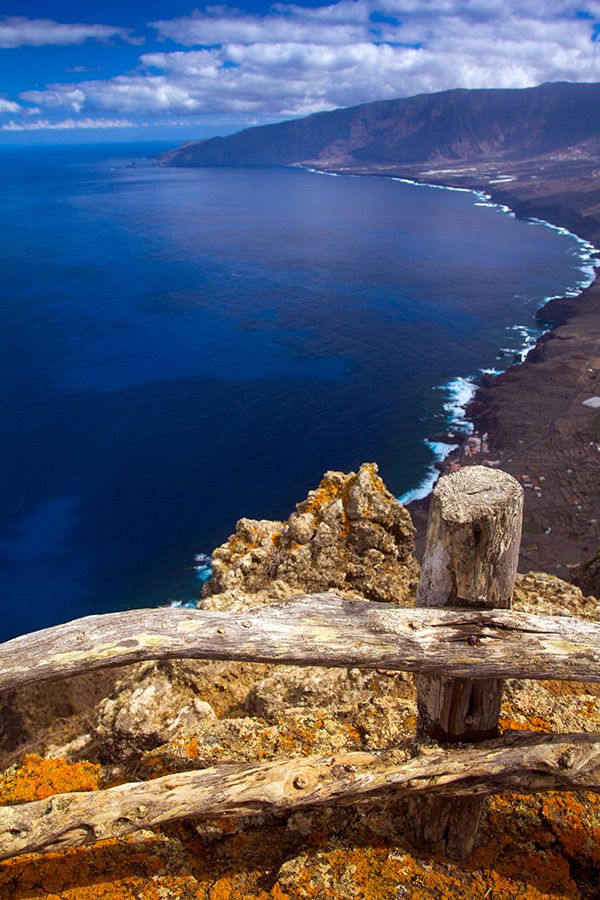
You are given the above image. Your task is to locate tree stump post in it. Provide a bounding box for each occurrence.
[409,465,523,859]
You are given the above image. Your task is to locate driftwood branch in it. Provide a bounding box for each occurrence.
[0,732,598,860]
[0,595,598,692]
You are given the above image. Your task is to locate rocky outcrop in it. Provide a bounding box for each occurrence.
[92,661,218,769]
[2,463,417,772]
[572,548,600,600]
[1,465,599,897]
[4,468,599,778]
[203,462,419,609]
[55,569,594,784]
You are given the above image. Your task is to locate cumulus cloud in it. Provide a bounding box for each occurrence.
[0,16,138,49]
[11,1,600,126]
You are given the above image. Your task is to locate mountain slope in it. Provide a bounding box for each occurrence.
[161,82,600,168]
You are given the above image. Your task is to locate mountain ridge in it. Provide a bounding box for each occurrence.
[161,82,600,169]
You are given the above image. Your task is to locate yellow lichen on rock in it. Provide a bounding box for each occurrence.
[203,463,419,608]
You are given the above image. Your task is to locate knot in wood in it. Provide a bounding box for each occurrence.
[558,748,576,770]
[216,627,226,635]
[466,634,480,646]
[46,795,72,813]
[331,763,358,778]
[293,775,309,790]
[241,621,252,629]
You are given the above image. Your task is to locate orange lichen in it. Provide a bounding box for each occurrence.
[499,702,552,733]
[498,715,552,733]
[185,736,200,759]
[302,476,344,517]
[540,791,600,865]
[0,754,101,805]
[275,716,325,755]
[1,786,598,898]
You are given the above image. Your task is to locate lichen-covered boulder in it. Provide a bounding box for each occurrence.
[513,570,599,618]
[93,661,218,767]
[203,462,419,607]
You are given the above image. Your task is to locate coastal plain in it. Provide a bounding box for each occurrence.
[360,154,600,580]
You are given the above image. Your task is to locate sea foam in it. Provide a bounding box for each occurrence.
[391,175,600,506]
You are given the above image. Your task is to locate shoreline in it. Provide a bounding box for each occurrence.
[388,173,600,574]
[306,159,600,575]
[305,164,600,534]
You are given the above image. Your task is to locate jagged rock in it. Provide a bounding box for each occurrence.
[246,666,413,723]
[141,666,416,778]
[203,463,419,607]
[513,571,599,618]
[93,661,218,767]
[141,706,365,777]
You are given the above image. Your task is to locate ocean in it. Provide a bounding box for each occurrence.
[0,142,596,640]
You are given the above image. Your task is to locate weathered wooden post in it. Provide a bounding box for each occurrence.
[409,464,523,859]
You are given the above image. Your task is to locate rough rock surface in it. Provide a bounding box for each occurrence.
[513,570,600,618]
[203,462,419,608]
[1,466,599,897]
[92,661,218,769]
[572,547,600,600]
[0,668,128,769]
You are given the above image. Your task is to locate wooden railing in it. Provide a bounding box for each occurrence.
[0,466,598,862]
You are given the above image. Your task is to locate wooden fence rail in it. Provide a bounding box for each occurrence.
[1,732,599,861]
[0,466,598,862]
[0,598,598,691]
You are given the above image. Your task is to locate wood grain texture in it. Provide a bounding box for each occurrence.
[0,732,598,861]
[413,467,524,858]
[0,594,600,690]
[0,596,598,692]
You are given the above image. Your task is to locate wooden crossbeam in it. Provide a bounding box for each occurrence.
[0,594,598,692]
[0,732,598,860]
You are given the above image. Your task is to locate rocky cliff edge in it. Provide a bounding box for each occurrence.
[0,464,598,898]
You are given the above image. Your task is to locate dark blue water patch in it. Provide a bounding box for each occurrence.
[0,143,594,639]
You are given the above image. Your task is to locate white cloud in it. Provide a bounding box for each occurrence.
[0,117,136,132]
[0,97,22,113]
[0,16,138,49]
[11,1,600,126]
[0,116,218,132]
[151,3,375,47]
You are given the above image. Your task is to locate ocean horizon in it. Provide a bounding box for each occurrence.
[0,141,596,640]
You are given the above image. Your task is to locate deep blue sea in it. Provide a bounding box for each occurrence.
[0,142,596,640]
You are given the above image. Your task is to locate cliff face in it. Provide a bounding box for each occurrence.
[161,82,600,169]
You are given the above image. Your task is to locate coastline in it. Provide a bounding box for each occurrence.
[397,191,599,506]
[307,160,600,574]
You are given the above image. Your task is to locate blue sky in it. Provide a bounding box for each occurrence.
[2,1,600,142]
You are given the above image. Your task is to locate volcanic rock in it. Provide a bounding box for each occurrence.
[202,462,419,608]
